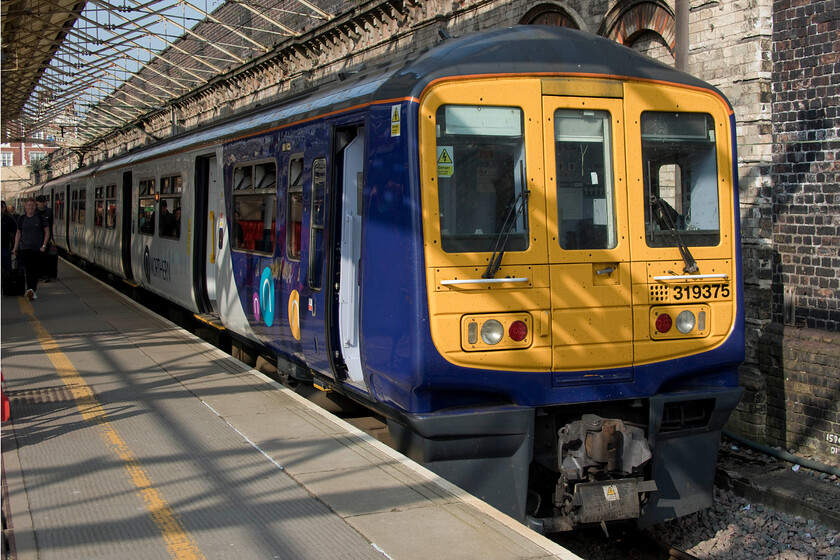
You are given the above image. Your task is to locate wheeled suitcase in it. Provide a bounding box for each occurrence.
[2,257,26,296]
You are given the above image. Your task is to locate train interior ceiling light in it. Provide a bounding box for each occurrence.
[0,0,334,146]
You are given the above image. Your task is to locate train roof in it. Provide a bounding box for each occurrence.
[379,25,730,105]
[45,25,730,182]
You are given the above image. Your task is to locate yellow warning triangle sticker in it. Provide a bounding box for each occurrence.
[607,487,616,496]
[437,149,452,164]
[392,107,400,122]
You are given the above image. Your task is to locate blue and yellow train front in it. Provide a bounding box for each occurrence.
[371,72,744,530]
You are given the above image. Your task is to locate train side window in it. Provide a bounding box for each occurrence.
[159,175,182,239]
[94,187,105,227]
[435,105,529,253]
[138,179,155,235]
[553,109,616,250]
[287,155,303,261]
[105,185,117,229]
[308,157,327,289]
[232,161,277,254]
[641,112,720,247]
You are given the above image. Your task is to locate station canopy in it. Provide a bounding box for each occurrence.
[1,0,339,147]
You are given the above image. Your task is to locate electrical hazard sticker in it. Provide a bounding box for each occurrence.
[437,146,454,177]
[603,485,619,502]
[391,105,401,137]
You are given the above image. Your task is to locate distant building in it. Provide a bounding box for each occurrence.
[0,140,60,205]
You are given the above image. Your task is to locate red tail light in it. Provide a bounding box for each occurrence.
[509,320,528,341]
[655,313,673,334]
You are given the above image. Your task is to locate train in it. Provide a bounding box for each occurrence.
[30,25,744,532]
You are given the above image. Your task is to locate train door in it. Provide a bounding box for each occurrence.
[336,133,365,384]
[121,172,134,280]
[542,95,634,372]
[193,155,219,313]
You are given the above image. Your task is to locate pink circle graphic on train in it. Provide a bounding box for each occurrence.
[252,292,260,321]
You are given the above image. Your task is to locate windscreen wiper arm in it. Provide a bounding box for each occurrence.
[650,195,699,274]
[483,187,530,279]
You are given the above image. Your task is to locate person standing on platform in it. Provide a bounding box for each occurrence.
[36,195,56,282]
[12,198,49,300]
[2,201,17,270]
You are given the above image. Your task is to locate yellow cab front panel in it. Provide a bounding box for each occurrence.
[419,75,738,374]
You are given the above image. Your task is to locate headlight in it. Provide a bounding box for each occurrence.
[676,310,696,334]
[480,319,504,345]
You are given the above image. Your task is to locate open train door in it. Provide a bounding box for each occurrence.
[336,131,365,387]
[193,154,219,314]
[121,171,134,281]
[541,93,634,376]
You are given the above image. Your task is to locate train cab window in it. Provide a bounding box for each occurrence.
[105,185,117,229]
[435,105,529,253]
[287,156,303,260]
[232,161,277,254]
[138,179,155,235]
[159,175,182,239]
[308,157,327,289]
[553,109,617,250]
[641,112,720,247]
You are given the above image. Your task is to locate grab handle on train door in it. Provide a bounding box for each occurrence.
[209,211,216,264]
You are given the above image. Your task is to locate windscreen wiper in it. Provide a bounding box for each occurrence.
[483,187,530,279]
[650,195,699,274]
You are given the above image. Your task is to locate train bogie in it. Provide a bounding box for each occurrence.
[34,26,744,534]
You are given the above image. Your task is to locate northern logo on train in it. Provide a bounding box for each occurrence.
[258,267,275,327]
[143,246,151,282]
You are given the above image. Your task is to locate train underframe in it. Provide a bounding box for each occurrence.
[388,386,743,533]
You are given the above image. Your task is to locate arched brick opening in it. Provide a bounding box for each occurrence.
[601,1,675,56]
[520,4,581,29]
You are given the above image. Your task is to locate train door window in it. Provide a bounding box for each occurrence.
[308,157,327,289]
[231,161,277,254]
[94,187,105,227]
[159,175,182,239]
[105,185,117,228]
[287,155,303,260]
[641,112,720,247]
[434,105,528,253]
[55,191,65,223]
[553,109,616,250]
[71,189,86,224]
[138,179,155,235]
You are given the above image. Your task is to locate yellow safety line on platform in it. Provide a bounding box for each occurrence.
[20,298,206,560]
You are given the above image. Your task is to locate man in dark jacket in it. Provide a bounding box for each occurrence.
[1,200,17,270]
[36,195,57,281]
[13,198,50,300]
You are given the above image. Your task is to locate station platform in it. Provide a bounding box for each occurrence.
[1,261,579,560]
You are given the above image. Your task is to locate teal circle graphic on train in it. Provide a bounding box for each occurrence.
[259,267,274,327]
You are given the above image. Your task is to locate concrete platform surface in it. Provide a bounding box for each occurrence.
[1,261,580,560]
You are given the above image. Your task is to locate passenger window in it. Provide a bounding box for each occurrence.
[308,158,327,289]
[159,175,182,239]
[642,112,720,247]
[94,187,106,228]
[54,191,65,223]
[231,161,277,254]
[553,109,616,250]
[138,179,155,235]
[287,156,303,261]
[105,185,117,229]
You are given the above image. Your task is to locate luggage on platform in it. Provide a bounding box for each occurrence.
[44,246,59,279]
[2,257,26,296]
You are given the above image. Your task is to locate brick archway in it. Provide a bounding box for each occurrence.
[520,4,581,29]
[601,1,675,55]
